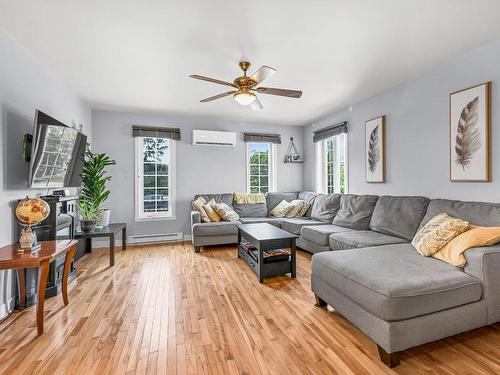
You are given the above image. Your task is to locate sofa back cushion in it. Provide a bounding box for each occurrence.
[333,194,379,229]
[419,199,500,229]
[298,191,318,217]
[233,203,268,218]
[194,193,234,207]
[265,192,298,214]
[310,193,342,222]
[369,196,430,241]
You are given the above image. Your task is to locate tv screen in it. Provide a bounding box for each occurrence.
[28,110,87,188]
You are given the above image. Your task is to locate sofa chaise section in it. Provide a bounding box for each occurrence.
[311,197,500,367]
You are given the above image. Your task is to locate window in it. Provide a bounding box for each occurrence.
[247,142,276,193]
[135,137,175,220]
[317,133,347,193]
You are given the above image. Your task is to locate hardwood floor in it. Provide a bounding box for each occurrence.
[0,242,499,374]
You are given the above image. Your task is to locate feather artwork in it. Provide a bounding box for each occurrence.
[367,125,380,173]
[455,96,481,170]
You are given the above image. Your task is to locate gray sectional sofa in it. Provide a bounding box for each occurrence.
[191,191,500,368]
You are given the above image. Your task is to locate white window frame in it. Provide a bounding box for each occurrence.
[135,136,176,221]
[246,142,277,193]
[315,133,348,194]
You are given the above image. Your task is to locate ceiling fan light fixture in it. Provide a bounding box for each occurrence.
[233,91,256,106]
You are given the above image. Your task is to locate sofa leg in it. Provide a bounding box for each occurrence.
[194,246,201,253]
[377,345,400,368]
[314,294,327,308]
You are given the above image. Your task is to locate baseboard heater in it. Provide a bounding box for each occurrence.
[129,232,184,244]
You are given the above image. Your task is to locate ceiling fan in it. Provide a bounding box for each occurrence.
[189,61,302,111]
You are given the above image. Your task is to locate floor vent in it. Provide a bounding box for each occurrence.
[129,232,184,244]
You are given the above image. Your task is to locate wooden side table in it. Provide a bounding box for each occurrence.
[75,223,127,266]
[0,240,77,334]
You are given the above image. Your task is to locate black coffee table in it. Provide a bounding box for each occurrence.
[236,223,298,283]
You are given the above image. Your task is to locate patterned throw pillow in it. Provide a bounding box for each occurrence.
[270,200,295,218]
[192,196,211,223]
[298,202,311,217]
[203,199,221,222]
[285,200,306,218]
[411,213,470,256]
[214,202,240,221]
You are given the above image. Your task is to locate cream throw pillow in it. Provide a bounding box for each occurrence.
[192,196,211,223]
[233,192,266,204]
[203,199,221,222]
[432,225,500,267]
[285,200,306,218]
[214,202,240,221]
[411,213,469,256]
[270,200,295,218]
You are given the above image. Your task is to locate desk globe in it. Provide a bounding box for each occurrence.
[15,197,50,250]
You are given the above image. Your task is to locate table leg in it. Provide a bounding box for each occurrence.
[16,268,25,310]
[291,239,297,278]
[85,237,92,253]
[122,227,127,250]
[110,234,115,267]
[237,230,241,258]
[36,260,50,335]
[62,245,76,306]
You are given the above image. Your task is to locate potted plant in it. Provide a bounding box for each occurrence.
[77,151,116,232]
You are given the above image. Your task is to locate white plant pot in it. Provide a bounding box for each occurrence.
[98,209,111,228]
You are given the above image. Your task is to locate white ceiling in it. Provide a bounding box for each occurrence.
[2,0,500,126]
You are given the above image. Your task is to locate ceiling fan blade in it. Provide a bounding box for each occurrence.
[251,97,263,111]
[200,91,237,102]
[256,87,302,98]
[250,66,276,85]
[190,74,236,88]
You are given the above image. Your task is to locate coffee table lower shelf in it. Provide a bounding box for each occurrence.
[238,245,294,282]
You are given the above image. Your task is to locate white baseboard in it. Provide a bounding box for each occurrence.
[91,234,190,248]
[0,297,16,320]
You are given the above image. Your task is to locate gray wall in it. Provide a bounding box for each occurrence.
[304,39,500,202]
[0,32,91,317]
[91,110,304,238]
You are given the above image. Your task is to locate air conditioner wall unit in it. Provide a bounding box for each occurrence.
[192,130,237,147]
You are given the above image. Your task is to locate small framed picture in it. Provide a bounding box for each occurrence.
[365,115,386,183]
[450,82,491,182]
[291,153,303,162]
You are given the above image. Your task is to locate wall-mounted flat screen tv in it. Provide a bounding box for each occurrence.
[28,110,87,188]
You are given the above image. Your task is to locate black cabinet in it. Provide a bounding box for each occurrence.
[15,195,78,307]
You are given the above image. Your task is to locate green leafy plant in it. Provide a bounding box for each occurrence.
[77,151,116,220]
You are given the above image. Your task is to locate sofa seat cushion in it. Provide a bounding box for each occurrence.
[329,230,407,250]
[311,244,482,321]
[301,225,356,246]
[239,217,281,227]
[280,217,330,235]
[192,221,240,237]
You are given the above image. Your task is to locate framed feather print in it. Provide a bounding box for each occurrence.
[450,82,491,182]
[365,115,386,183]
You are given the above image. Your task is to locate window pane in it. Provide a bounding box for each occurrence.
[143,138,156,163]
[259,152,269,164]
[250,187,259,193]
[144,176,155,188]
[144,189,156,200]
[259,165,268,175]
[260,186,269,193]
[250,176,259,186]
[260,176,268,186]
[157,163,168,175]
[157,188,168,200]
[156,200,168,211]
[157,176,168,187]
[250,165,259,175]
[144,163,155,175]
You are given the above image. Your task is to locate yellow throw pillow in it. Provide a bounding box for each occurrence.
[433,225,500,267]
[233,192,266,204]
[203,199,221,222]
[214,202,240,221]
[192,196,211,223]
[411,213,469,256]
[270,200,294,218]
[285,200,306,218]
